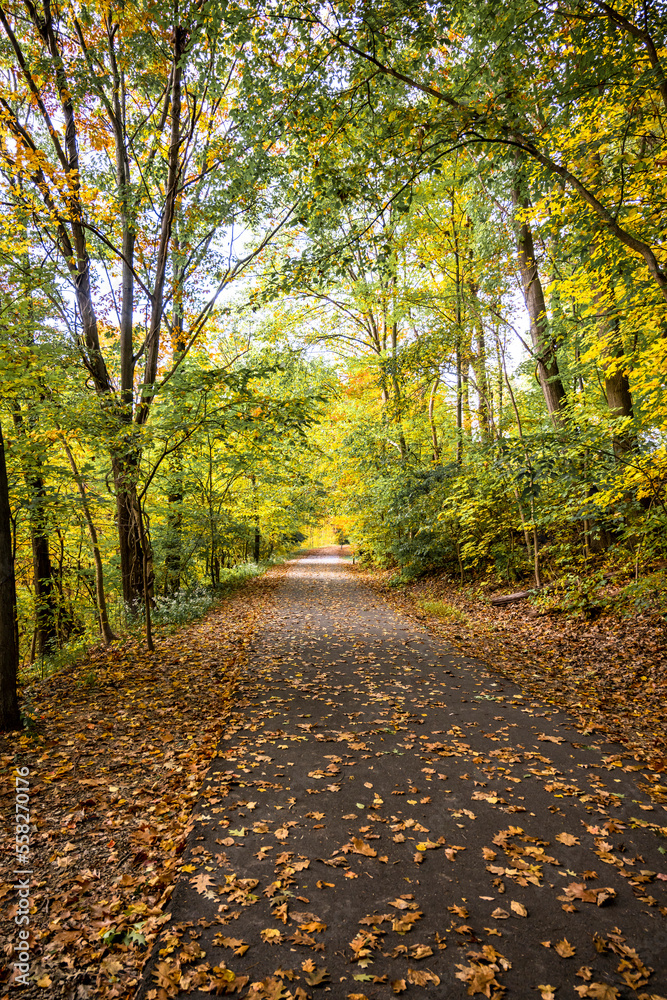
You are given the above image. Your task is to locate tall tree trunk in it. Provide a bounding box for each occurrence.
[60,437,117,643]
[0,423,20,731]
[604,345,636,460]
[512,183,567,424]
[468,282,492,440]
[462,359,472,439]
[493,325,505,437]
[28,476,58,656]
[428,378,440,462]
[12,408,58,657]
[113,460,148,611]
[251,475,261,563]
[455,333,463,466]
[164,228,186,594]
[595,281,637,460]
[387,305,407,459]
[127,21,185,606]
[136,22,185,427]
[452,194,464,464]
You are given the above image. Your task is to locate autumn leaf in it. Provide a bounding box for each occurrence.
[212,935,249,956]
[391,980,408,994]
[560,883,617,906]
[190,872,215,894]
[407,968,440,986]
[415,839,440,851]
[574,985,619,999]
[555,832,579,846]
[455,963,498,996]
[260,928,283,944]
[554,939,576,958]
[410,943,434,959]
[510,901,528,917]
[303,964,329,986]
[352,837,378,857]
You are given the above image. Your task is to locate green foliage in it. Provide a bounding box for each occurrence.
[1,0,666,695]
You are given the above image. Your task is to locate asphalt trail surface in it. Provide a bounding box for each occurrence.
[140,553,667,1000]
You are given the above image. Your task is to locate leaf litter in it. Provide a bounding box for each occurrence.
[0,567,283,996]
[4,550,667,999]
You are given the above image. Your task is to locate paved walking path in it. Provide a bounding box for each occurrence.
[140,553,667,1000]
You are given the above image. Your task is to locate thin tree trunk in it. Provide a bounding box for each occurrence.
[136,22,186,427]
[596,284,637,459]
[0,423,20,731]
[136,504,154,652]
[60,437,117,643]
[12,407,59,656]
[468,282,492,440]
[502,349,542,588]
[512,183,567,424]
[462,360,472,439]
[452,196,464,464]
[428,378,440,462]
[251,475,261,563]
[164,228,186,594]
[494,325,504,437]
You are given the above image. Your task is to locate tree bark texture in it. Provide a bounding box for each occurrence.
[0,424,21,731]
[512,185,567,424]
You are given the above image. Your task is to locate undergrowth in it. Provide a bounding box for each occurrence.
[19,558,287,685]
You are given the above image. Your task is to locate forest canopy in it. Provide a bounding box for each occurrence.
[1,0,666,728]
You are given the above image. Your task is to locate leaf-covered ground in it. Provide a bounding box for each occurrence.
[0,569,284,998]
[370,571,667,763]
[131,552,667,1000]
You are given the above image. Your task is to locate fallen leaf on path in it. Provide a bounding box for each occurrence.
[260,928,283,944]
[574,985,619,999]
[191,872,215,894]
[455,963,498,996]
[560,883,617,906]
[303,964,329,986]
[407,968,440,986]
[556,833,580,846]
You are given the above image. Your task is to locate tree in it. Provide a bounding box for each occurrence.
[0,0,298,609]
[0,421,20,731]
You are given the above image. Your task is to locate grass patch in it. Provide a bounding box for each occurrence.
[419,599,468,624]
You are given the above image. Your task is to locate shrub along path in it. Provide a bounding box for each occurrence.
[139,551,667,1000]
